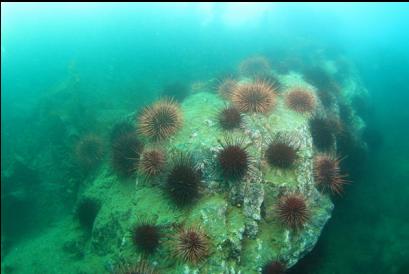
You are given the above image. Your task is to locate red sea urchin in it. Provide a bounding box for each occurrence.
[285,88,316,114]
[75,134,105,168]
[138,99,183,141]
[277,194,310,230]
[166,153,201,207]
[131,221,162,254]
[139,148,166,178]
[314,154,347,195]
[262,261,286,274]
[175,227,209,264]
[231,80,277,114]
[112,132,143,177]
[218,106,242,130]
[217,137,251,181]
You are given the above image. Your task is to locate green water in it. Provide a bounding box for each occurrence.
[1,3,408,274]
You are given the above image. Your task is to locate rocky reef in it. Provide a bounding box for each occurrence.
[2,55,369,274]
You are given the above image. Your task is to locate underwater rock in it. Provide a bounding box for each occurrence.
[242,180,264,238]
[1,61,372,274]
[8,57,369,273]
[76,84,339,273]
[62,238,85,259]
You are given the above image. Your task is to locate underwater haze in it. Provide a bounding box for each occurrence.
[1,3,409,274]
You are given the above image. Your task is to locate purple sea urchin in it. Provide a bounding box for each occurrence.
[217,137,251,181]
[309,117,335,151]
[218,106,242,130]
[75,134,105,168]
[138,99,183,141]
[218,78,238,100]
[112,132,143,177]
[265,133,299,169]
[76,198,100,231]
[131,221,161,254]
[166,153,201,207]
[266,143,297,169]
[317,90,335,109]
[303,66,340,94]
[110,121,135,145]
[262,261,286,274]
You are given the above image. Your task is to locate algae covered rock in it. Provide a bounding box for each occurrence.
[2,60,368,274]
[83,84,334,273]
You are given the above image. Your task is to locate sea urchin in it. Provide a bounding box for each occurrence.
[314,154,347,195]
[231,80,276,114]
[262,261,286,274]
[217,137,251,181]
[165,153,201,207]
[285,88,316,114]
[265,134,299,169]
[76,198,100,231]
[115,260,157,274]
[75,134,105,168]
[139,149,166,178]
[218,78,237,100]
[277,194,309,230]
[110,121,135,145]
[131,221,161,254]
[138,99,183,141]
[218,106,242,130]
[111,132,143,177]
[238,56,271,78]
[309,117,335,151]
[175,227,209,264]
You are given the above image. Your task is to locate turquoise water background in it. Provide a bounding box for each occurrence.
[2,3,409,273]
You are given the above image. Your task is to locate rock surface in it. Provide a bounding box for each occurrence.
[3,65,368,273]
[86,88,333,273]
